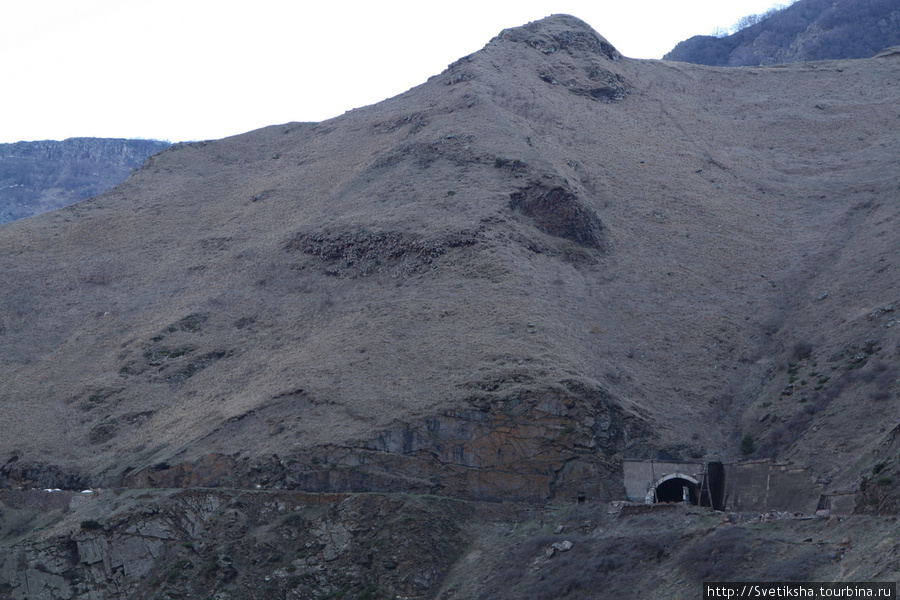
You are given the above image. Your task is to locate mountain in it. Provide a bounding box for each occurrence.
[0,137,170,225]
[665,0,900,66]
[1,15,898,599]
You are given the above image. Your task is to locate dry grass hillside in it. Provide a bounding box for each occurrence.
[1,15,898,509]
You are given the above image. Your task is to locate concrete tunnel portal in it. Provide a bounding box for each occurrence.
[648,473,701,505]
[626,460,727,510]
[623,459,832,513]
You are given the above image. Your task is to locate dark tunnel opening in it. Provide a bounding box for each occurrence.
[655,477,700,505]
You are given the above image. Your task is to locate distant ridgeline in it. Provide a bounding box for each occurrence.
[0,137,170,225]
[664,0,900,66]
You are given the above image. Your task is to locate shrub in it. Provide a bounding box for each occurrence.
[740,434,756,455]
[791,342,814,360]
[80,520,102,531]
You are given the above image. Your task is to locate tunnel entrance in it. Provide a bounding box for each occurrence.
[653,474,700,505]
[624,458,819,513]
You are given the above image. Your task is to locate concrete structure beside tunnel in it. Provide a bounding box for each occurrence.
[623,458,824,514]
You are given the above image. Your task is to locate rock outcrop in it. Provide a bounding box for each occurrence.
[0,489,476,600]
[117,380,650,502]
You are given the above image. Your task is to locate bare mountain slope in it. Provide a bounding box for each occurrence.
[1,15,898,508]
[0,137,170,224]
[665,0,900,66]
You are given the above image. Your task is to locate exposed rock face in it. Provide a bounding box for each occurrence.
[665,0,900,66]
[509,184,605,251]
[287,228,480,278]
[0,137,170,224]
[118,381,649,502]
[2,488,898,600]
[0,489,475,600]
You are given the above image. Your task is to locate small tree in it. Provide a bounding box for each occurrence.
[740,433,756,455]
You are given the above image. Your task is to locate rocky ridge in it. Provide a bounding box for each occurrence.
[665,0,900,66]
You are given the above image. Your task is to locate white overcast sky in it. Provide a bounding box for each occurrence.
[1,1,789,144]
